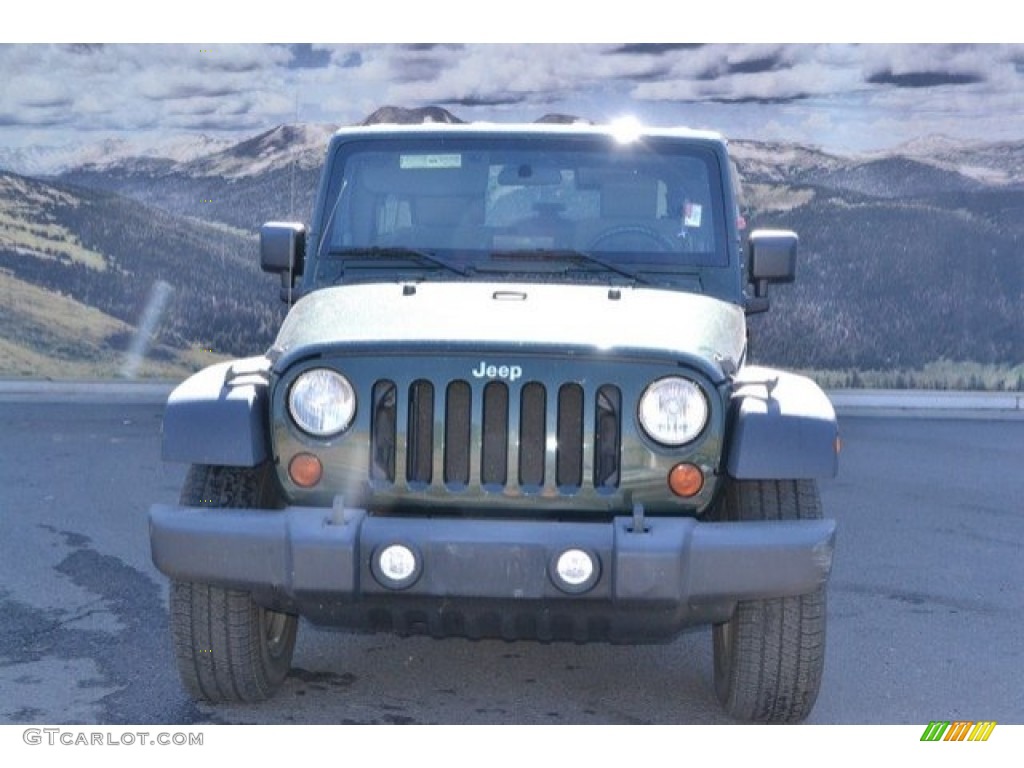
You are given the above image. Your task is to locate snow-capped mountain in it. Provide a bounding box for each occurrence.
[180,123,337,179]
[0,134,237,177]
[888,135,1024,186]
[360,105,463,126]
[3,107,1022,378]
[729,140,848,185]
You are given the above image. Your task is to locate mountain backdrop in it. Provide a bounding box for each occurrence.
[1,106,1022,386]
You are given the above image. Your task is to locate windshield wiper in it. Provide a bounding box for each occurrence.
[489,249,649,285]
[326,246,469,276]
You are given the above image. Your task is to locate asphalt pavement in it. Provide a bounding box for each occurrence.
[0,396,1021,724]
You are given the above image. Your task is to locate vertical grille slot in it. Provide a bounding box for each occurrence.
[444,381,471,486]
[519,382,546,488]
[481,381,509,487]
[370,373,622,498]
[594,385,621,489]
[556,383,584,489]
[407,380,434,485]
[370,380,397,483]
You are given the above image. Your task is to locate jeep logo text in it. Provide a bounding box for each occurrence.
[472,361,522,382]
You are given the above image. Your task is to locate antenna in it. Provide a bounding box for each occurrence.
[286,90,300,308]
[288,90,299,220]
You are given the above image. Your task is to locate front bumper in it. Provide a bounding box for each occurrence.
[149,502,835,642]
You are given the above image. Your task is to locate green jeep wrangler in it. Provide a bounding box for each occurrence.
[150,120,839,723]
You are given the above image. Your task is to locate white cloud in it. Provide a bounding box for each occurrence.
[0,43,1022,153]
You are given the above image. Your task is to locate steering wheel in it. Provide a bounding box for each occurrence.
[587,225,676,252]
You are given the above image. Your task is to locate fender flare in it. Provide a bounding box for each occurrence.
[726,366,839,480]
[161,357,272,467]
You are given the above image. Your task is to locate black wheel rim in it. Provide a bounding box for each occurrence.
[262,610,291,659]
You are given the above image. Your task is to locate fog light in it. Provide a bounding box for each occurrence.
[373,544,421,590]
[668,462,704,498]
[551,548,600,594]
[288,453,322,488]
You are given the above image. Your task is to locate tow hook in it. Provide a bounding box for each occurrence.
[629,502,649,534]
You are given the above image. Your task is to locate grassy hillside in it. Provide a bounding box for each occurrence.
[59,163,321,232]
[748,190,1024,369]
[0,173,108,271]
[0,171,284,378]
[0,270,222,378]
[3,125,1022,388]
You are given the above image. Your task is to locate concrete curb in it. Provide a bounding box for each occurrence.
[2,380,1023,419]
[0,380,176,403]
[828,389,1024,420]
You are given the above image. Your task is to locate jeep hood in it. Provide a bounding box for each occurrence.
[269,282,746,379]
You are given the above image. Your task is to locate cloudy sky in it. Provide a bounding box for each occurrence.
[3,34,1022,155]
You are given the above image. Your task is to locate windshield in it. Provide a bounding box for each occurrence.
[311,135,730,287]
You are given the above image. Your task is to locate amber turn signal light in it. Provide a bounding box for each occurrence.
[288,453,323,488]
[668,462,704,498]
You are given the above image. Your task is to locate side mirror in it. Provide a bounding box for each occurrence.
[746,229,797,314]
[260,222,306,275]
[260,222,306,303]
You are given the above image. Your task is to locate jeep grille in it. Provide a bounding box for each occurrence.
[369,379,622,494]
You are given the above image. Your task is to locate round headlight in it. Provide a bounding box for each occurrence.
[288,368,356,437]
[638,376,708,446]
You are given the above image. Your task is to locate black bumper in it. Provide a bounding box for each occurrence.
[149,503,835,642]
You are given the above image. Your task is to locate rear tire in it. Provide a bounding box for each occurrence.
[711,479,827,723]
[170,464,298,703]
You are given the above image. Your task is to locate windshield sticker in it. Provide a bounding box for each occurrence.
[492,233,556,250]
[683,201,703,228]
[400,154,463,170]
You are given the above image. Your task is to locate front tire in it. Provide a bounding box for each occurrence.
[711,479,827,723]
[170,464,298,703]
